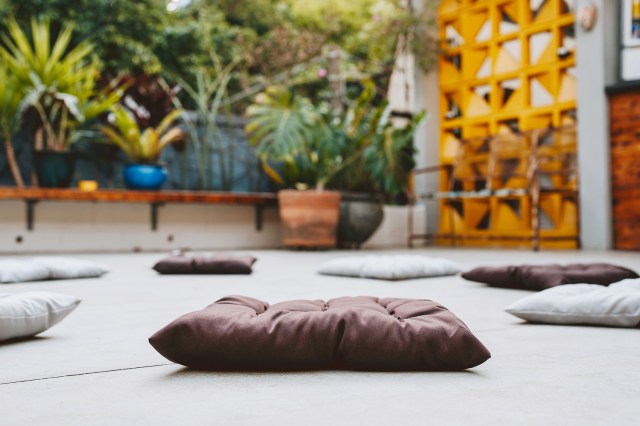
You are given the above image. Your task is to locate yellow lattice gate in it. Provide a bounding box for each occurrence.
[435,0,579,249]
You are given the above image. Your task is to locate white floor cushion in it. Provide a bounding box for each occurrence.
[33,257,110,280]
[0,260,50,283]
[506,279,640,327]
[318,255,464,280]
[0,258,109,283]
[0,292,81,341]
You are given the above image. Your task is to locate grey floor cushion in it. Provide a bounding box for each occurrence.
[0,257,109,283]
[506,279,640,327]
[318,255,463,280]
[0,292,81,341]
[150,295,491,371]
[462,263,638,291]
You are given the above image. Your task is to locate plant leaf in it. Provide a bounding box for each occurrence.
[156,109,183,136]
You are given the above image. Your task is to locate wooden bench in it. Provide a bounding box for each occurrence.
[408,125,579,250]
[0,188,278,232]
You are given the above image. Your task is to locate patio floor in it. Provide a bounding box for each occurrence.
[1,248,639,425]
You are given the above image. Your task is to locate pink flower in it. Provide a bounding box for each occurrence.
[318,68,328,78]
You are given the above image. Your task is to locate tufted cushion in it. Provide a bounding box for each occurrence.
[153,254,256,275]
[461,263,638,291]
[318,255,463,280]
[149,295,491,371]
[506,279,640,327]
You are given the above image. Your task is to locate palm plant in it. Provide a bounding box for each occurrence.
[246,86,350,190]
[0,18,94,93]
[0,18,121,151]
[0,64,26,187]
[101,105,185,164]
[247,88,317,161]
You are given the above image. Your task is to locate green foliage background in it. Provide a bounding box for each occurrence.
[0,0,438,100]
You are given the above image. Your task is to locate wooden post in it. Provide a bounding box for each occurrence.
[327,46,345,116]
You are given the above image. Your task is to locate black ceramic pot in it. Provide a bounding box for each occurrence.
[33,150,78,188]
[337,193,384,249]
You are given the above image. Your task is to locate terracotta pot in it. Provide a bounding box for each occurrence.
[278,189,342,248]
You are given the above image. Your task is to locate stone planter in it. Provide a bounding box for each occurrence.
[337,193,384,249]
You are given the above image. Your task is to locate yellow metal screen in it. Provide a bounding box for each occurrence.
[437,0,578,248]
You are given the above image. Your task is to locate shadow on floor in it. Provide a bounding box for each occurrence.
[161,366,485,381]
[0,336,53,347]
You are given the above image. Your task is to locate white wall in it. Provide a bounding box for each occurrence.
[365,203,426,248]
[386,0,441,239]
[0,201,415,253]
[387,45,415,114]
[576,0,619,250]
[0,202,281,253]
[415,70,441,236]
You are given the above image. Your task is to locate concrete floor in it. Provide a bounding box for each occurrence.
[1,248,639,425]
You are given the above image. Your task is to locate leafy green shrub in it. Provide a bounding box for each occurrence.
[246,83,424,198]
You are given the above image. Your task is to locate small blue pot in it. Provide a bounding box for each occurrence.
[123,164,167,190]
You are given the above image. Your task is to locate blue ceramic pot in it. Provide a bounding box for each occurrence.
[123,164,167,190]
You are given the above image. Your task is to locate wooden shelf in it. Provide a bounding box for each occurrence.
[0,187,278,232]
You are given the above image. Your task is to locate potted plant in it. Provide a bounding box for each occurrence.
[341,119,425,248]
[326,83,426,248]
[246,87,353,248]
[247,83,425,249]
[160,49,244,191]
[0,18,123,187]
[101,105,185,190]
[324,84,388,248]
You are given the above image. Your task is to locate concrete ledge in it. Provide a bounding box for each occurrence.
[0,202,418,253]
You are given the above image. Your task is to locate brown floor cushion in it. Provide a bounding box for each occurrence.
[462,263,639,291]
[149,295,491,371]
[153,254,256,275]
